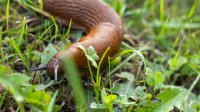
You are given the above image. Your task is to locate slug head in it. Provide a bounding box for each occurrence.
[30,57,64,80]
[46,57,64,80]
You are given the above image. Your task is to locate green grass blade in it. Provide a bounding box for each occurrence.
[163,36,181,73]
[63,57,87,111]
[51,17,59,41]
[10,39,28,70]
[174,39,183,60]
[185,65,200,101]
[16,0,48,16]
[6,0,10,30]
[95,47,110,103]
[38,0,43,9]
[0,49,4,63]
[159,0,164,21]
[192,35,200,54]
[110,49,146,74]
[17,102,25,112]
[63,19,72,41]
[0,27,2,48]
[96,47,110,78]
[47,90,58,112]
[38,24,53,41]
[0,27,4,63]
[18,17,26,47]
[157,16,169,41]
[172,36,179,50]
[0,91,7,109]
[187,0,199,19]
[150,0,155,17]
[107,56,112,90]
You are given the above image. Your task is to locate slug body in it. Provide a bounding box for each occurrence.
[43,0,123,78]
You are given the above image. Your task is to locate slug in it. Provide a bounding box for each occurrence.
[31,0,123,79]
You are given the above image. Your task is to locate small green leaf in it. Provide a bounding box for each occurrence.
[101,88,117,105]
[90,102,108,110]
[88,46,99,61]
[111,57,121,68]
[12,73,32,85]
[77,44,87,54]
[145,68,156,86]
[154,88,187,112]
[116,94,136,107]
[0,72,31,102]
[78,45,99,68]
[113,72,135,97]
[0,64,13,75]
[101,88,107,103]
[35,80,55,91]
[116,72,134,81]
[104,94,118,105]
[145,67,165,90]
[0,66,54,111]
[41,43,58,66]
[86,55,98,68]
[130,86,146,101]
[168,56,188,71]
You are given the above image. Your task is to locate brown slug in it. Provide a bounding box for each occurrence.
[31,0,123,79]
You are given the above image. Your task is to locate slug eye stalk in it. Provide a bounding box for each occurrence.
[29,66,47,71]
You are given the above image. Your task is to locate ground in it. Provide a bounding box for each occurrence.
[0,0,200,112]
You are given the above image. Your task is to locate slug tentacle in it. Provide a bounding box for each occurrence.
[29,66,47,71]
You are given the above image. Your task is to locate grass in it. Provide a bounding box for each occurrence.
[6,0,10,31]
[0,0,200,112]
